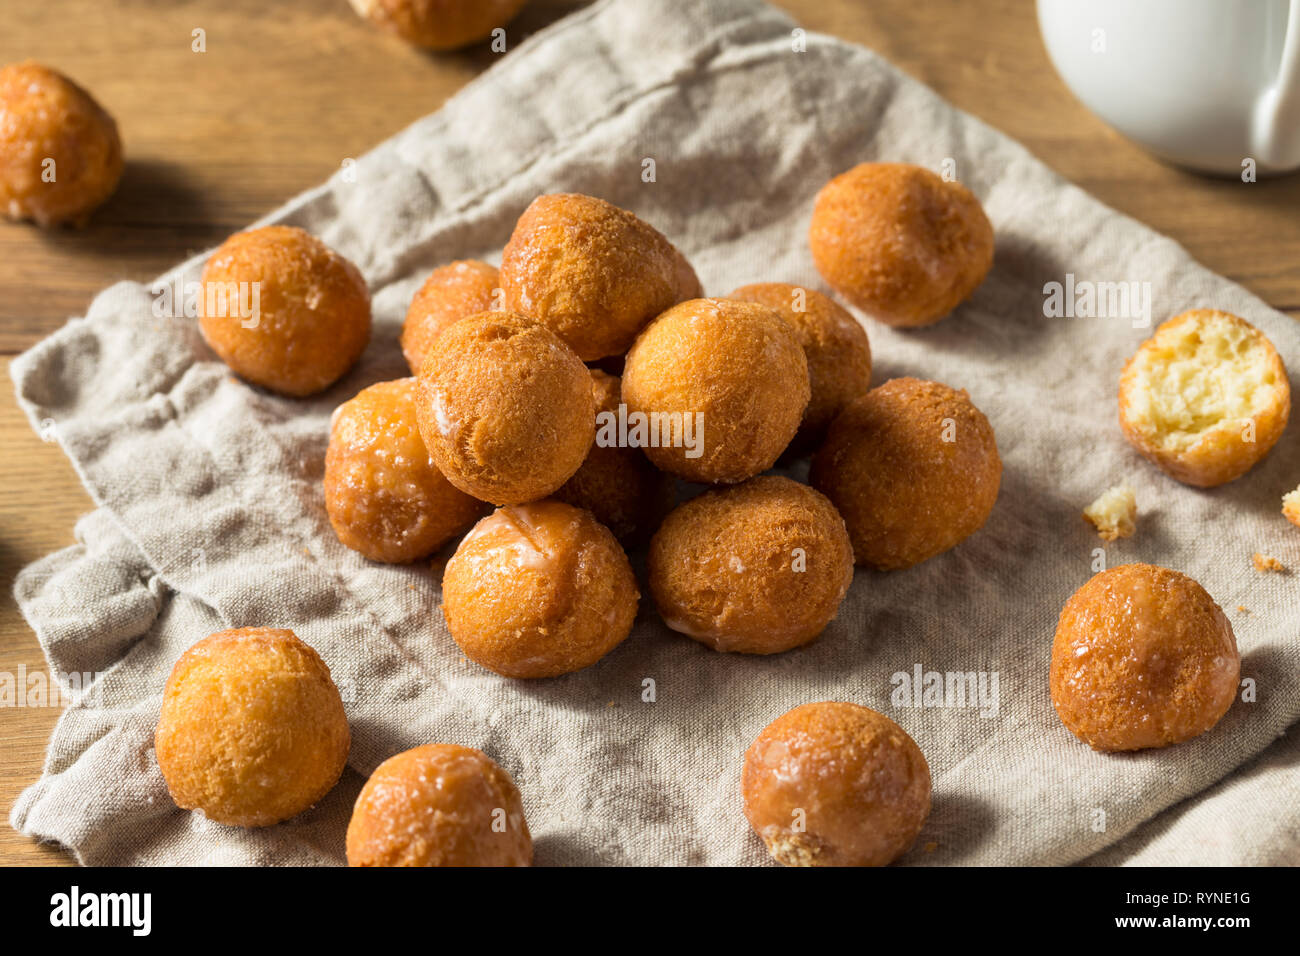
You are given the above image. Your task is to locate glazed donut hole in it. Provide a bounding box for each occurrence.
[500,192,702,361]
[553,369,675,543]
[348,0,530,51]
[1050,563,1240,752]
[401,259,500,374]
[154,628,351,828]
[0,60,124,227]
[742,701,931,867]
[1119,309,1290,487]
[621,297,810,484]
[346,744,532,867]
[648,476,853,655]
[810,377,1001,570]
[441,500,639,678]
[415,311,595,506]
[324,377,484,563]
[808,162,994,328]
[199,225,372,397]
[727,282,872,449]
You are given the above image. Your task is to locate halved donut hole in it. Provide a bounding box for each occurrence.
[1125,311,1282,453]
[1119,309,1290,487]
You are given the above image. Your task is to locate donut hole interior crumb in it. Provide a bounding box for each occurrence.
[1126,313,1282,452]
[763,831,824,867]
[1283,486,1300,516]
[1083,485,1136,540]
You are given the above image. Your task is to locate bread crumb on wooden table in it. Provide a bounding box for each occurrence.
[1083,485,1136,541]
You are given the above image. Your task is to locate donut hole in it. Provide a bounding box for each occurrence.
[1125,312,1284,453]
[442,501,638,678]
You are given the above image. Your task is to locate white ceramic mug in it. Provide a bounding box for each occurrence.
[1037,0,1300,175]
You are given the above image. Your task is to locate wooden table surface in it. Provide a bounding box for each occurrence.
[2,0,1297,867]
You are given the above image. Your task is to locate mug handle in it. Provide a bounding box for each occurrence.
[1252,0,1300,168]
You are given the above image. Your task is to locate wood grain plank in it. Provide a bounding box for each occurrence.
[1,363,93,866]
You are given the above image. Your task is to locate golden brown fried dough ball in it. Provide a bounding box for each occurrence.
[554,369,674,542]
[500,193,702,360]
[622,298,809,484]
[0,61,123,226]
[1118,309,1290,488]
[743,702,931,867]
[729,282,872,447]
[348,0,529,51]
[154,628,350,827]
[401,259,499,374]
[415,311,593,505]
[809,163,994,327]
[648,476,852,654]
[441,500,638,678]
[198,225,371,397]
[1050,564,1240,752]
[324,377,484,563]
[811,377,1000,570]
[346,744,531,866]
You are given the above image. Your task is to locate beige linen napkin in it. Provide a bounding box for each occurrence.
[10,0,1300,866]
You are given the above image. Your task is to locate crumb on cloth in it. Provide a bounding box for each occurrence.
[1283,487,1300,529]
[1083,485,1136,541]
[1252,552,1286,573]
